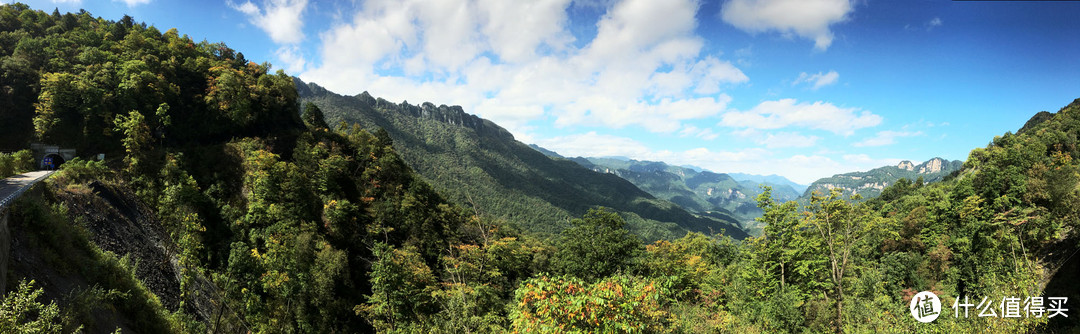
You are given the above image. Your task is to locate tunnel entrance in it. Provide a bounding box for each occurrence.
[41,153,65,170]
[30,143,75,171]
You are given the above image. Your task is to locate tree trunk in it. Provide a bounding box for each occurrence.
[835,285,844,334]
[780,262,785,291]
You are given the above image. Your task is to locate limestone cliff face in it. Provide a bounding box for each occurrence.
[374,96,516,141]
[918,157,945,174]
[296,79,517,141]
[897,160,915,171]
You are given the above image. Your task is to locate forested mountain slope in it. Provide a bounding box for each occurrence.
[295,79,747,240]
[0,4,487,332]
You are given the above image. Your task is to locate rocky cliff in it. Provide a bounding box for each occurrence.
[803,157,963,199]
[296,79,516,141]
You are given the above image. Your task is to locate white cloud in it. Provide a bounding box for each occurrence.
[300,0,747,135]
[927,17,943,30]
[479,0,575,63]
[532,132,896,184]
[230,0,309,45]
[720,99,881,135]
[680,125,720,140]
[841,153,902,167]
[906,17,945,32]
[777,154,902,183]
[793,70,839,89]
[761,132,820,148]
[535,132,655,158]
[113,0,149,7]
[274,45,307,74]
[535,132,769,166]
[721,0,853,50]
[852,130,923,147]
[731,129,819,148]
[730,128,761,138]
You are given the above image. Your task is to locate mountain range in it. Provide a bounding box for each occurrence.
[801,157,963,199]
[568,157,802,235]
[295,78,748,240]
[727,173,809,194]
[297,77,964,238]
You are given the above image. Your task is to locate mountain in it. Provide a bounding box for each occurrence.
[802,157,963,199]
[528,143,564,159]
[727,173,808,194]
[1018,110,1054,134]
[295,79,747,240]
[553,156,800,235]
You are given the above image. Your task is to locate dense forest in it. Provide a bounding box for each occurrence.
[1,4,1078,333]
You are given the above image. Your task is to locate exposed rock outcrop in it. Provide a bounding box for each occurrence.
[897,160,915,171]
[918,158,945,174]
[804,157,963,200]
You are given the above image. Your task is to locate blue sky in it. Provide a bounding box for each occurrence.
[14,0,1080,184]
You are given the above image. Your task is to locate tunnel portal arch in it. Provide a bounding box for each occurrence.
[41,153,65,170]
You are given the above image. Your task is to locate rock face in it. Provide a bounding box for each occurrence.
[918,158,945,174]
[897,160,915,171]
[295,79,516,141]
[381,99,515,140]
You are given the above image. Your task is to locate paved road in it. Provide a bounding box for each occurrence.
[0,171,54,210]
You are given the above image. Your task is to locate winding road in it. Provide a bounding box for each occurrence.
[0,170,54,210]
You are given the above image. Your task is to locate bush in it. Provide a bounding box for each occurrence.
[510,274,676,333]
[0,279,66,333]
[0,153,13,178]
[12,150,34,172]
[0,150,35,178]
[52,158,109,184]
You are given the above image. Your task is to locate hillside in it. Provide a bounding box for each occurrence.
[295,79,747,240]
[553,156,800,235]
[802,157,963,199]
[0,5,481,332]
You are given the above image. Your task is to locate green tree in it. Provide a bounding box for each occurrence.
[113,110,151,175]
[552,208,642,282]
[302,102,328,129]
[755,186,802,291]
[32,72,82,143]
[357,242,437,332]
[802,189,883,333]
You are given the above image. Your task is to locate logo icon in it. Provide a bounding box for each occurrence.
[910,291,941,323]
